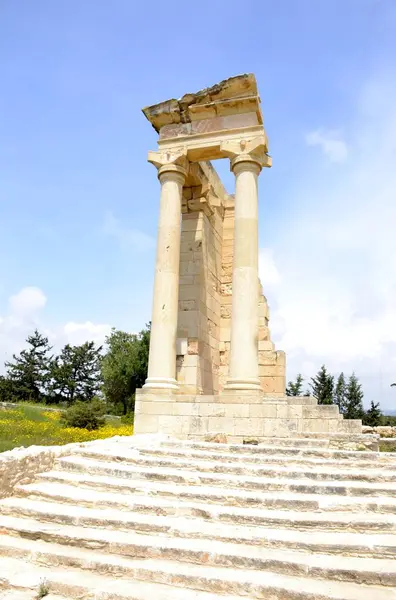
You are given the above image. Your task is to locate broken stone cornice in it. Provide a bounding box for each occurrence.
[142,73,261,132]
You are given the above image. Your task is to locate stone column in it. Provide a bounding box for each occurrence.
[143,149,188,392]
[221,138,271,392]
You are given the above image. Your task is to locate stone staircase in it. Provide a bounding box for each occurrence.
[1,435,396,599]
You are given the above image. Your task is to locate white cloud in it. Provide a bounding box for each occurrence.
[63,321,112,347]
[259,249,281,288]
[305,129,348,163]
[265,74,396,409]
[0,287,112,371]
[102,210,155,252]
[9,286,47,317]
[0,287,48,368]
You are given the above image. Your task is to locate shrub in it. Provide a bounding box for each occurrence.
[61,399,105,430]
[120,412,134,425]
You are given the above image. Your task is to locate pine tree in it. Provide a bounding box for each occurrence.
[49,342,102,405]
[363,400,382,427]
[334,372,347,414]
[344,373,364,419]
[286,374,304,396]
[5,330,52,403]
[310,365,334,405]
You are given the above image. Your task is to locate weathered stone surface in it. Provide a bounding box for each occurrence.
[1,434,396,599]
[135,393,364,442]
[204,433,227,444]
[143,74,261,133]
[368,426,396,438]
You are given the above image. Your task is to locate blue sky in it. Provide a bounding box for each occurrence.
[1,0,396,408]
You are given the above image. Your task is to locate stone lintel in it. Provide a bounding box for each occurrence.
[159,112,259,141]
[158,125,268,163]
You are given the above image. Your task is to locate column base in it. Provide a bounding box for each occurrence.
[143,377,179,392]
[223,378,262,394]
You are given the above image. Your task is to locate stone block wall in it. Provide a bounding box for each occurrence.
[134,391,365,444]
[0,437,119,500]
[176,183,223,394]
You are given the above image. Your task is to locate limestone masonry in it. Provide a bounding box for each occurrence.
[134,74,362,440]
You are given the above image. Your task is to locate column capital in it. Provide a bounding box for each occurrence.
[220,136,272,174]
[148,148,189,182]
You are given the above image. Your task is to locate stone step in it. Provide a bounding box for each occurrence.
[2,496,396,543]
[77,446,396,476]
[33,470,396,514]
[116,435,392,461]
[138,444,389,465]
[283,396,318,405]
[161,434,377,451]
[55,455,396,494]
[0,593,66,600]
[0,556,247,600]
[0,538,394,600]
[169,432,374,444]
[0,593,59,600]
[2,550,395,600]
[0,592,68,600]
[162,437,333,450]
[16,480,396,520]
[2,525,396,590]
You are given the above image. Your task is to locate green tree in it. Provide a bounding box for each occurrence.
[334,372,347,414]
[363,400,382,427]
[0,376,13,402]
[50,342,102,405]
[134,323,151,389]
[286,374,304,396]
[5,330,52,403]
[310,365,334,405]
[101,324,150,415]
[344,373,364,419]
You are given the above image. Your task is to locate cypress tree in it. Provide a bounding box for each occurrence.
[310,365,334,405]
[363,400,382,427]
[286,373,304,396]
[344,373,364,419]
[334,372,347,414]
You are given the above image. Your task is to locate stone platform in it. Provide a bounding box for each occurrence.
[134,392,364,445]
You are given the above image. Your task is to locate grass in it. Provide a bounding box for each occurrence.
[0,405,133,453]
[36,579,49,599]
[380,440,396,452]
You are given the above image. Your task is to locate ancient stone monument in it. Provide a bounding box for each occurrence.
[0,74,393,598]
[134,74,362,441]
